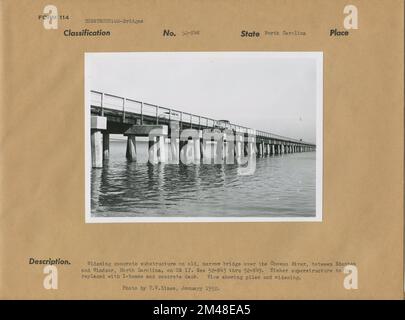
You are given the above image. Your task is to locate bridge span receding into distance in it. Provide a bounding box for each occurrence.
[89,90,316,168]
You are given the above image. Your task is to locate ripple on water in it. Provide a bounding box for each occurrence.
[91,141,316,217]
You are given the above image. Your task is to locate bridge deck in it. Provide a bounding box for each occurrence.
[89,90,315,147]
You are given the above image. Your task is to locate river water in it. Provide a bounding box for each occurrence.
[91,139,316,218]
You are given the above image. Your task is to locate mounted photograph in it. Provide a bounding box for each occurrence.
[85,52,323,222]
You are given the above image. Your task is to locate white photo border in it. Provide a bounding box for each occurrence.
[84,51,323,223]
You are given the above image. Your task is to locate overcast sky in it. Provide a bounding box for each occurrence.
[86,52,319,143]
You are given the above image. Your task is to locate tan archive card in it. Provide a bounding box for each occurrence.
[0,0,403,300]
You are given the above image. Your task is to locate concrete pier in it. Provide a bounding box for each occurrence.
[193,138,201,162]
[248,137,256,157]
[126,135,137,161]
[193,131,203,163]
[170,138,180,164]
[224,132,235,164]
[146,135,166,164]
[179,139,189,163]
[201,139,210,163]
[215,134,224,164]
[157,136,166,163]
[180,129,202,164]
[258,142,264,157]
[103,132,109,160]
[201,136,217,164]
[235,135,243,162]
[124,124,168,164]
[243,140,249,157]
[148,137,159,164]
[91,131,103,168]
[91,116,107,168]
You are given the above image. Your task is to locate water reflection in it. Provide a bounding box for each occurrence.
[91,141,316,217]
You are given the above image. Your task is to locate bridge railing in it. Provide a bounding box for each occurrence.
[90,90,314,146]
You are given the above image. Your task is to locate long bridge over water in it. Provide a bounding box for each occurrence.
[89,90,316,168]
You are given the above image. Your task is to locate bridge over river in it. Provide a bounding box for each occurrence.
[89,90,316,168]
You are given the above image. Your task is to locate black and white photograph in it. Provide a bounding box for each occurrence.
[85,52,323,222]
